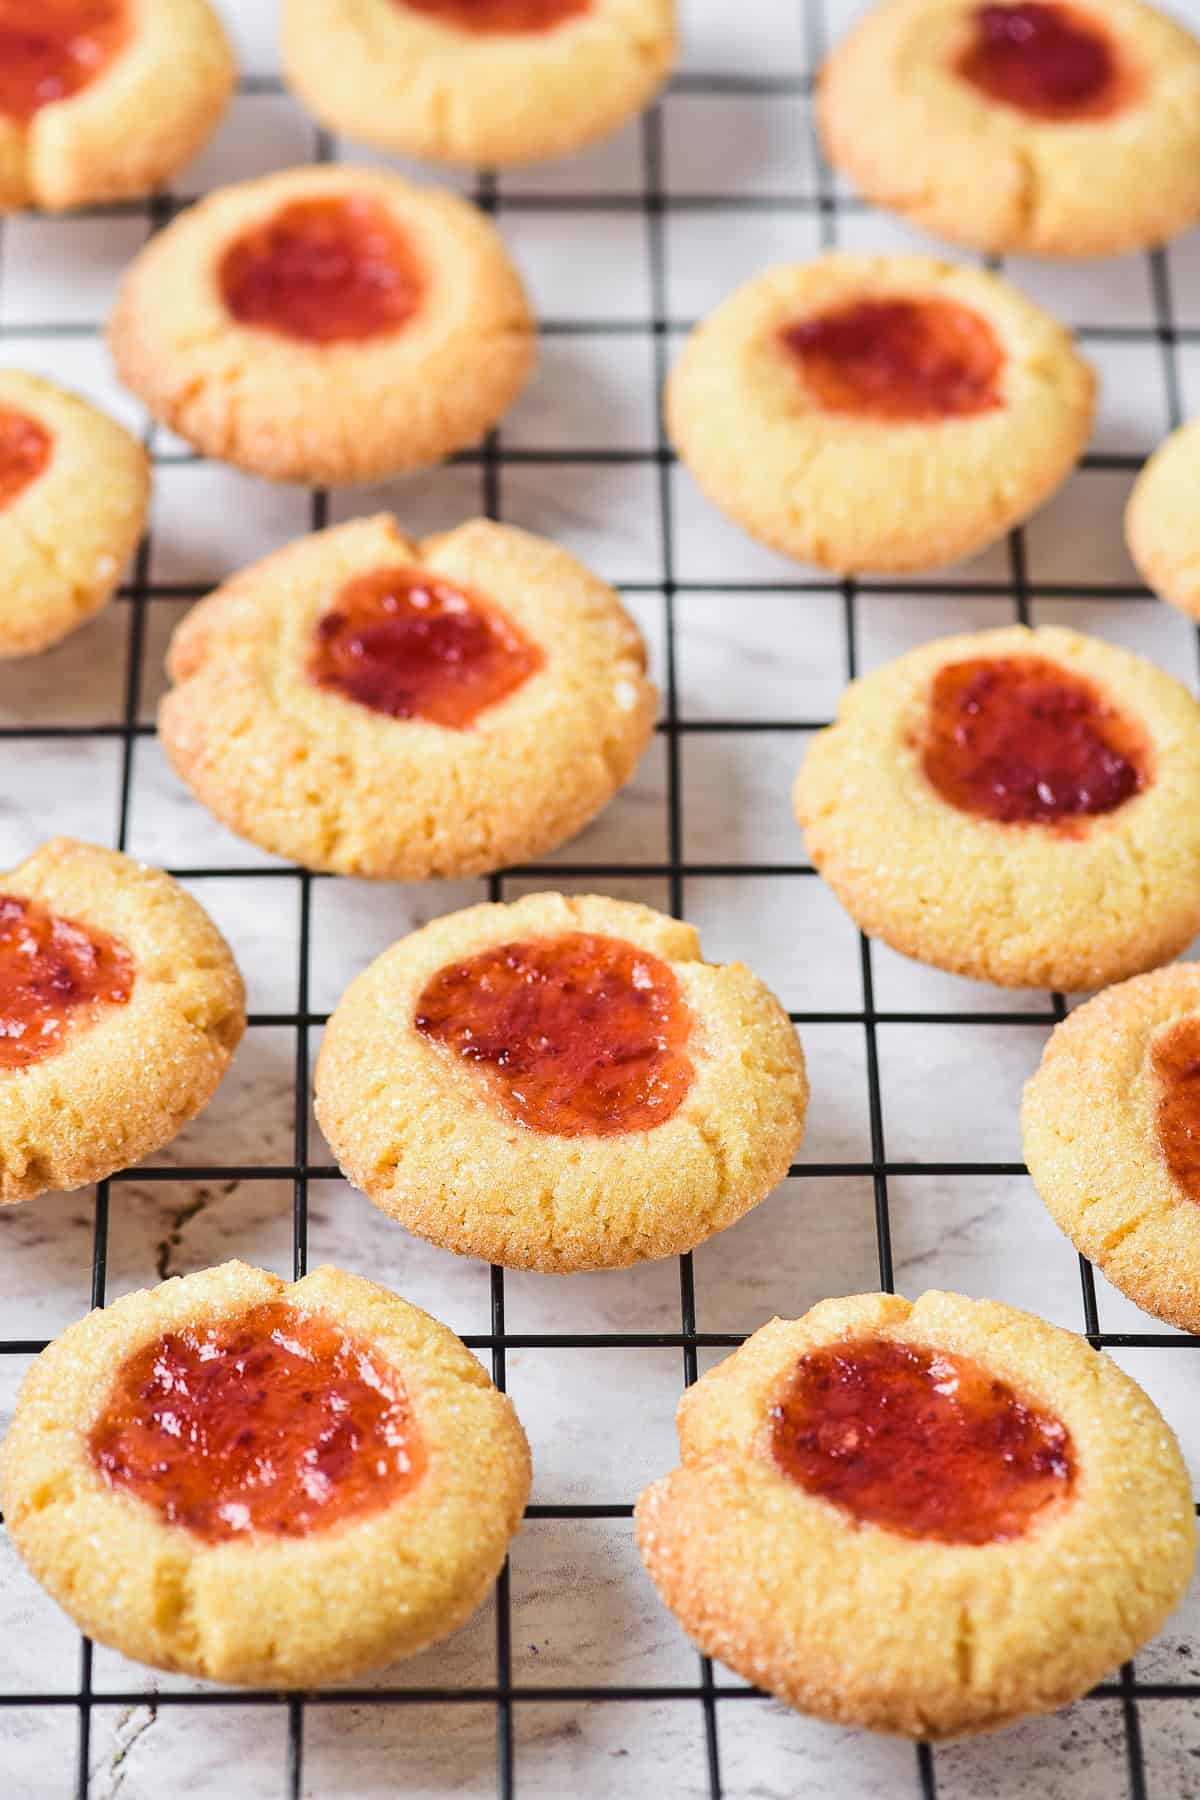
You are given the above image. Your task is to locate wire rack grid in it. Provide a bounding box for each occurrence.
[0,1,1199,1796]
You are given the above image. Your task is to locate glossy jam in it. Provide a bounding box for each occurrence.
[0,893,133,1070]
[1152,1016,1200,1203]
[414,931,694,1137]
[89,1301,425,1542]
[957,2,1132,119]
[396,0,589,31]
[769,1336,1074,1545]
[308,565,543,729]
[219,196,423,346]
[0,0,128,122]
[0,408,50,510]
[920,654,1147,827]
[779,298,1004,422]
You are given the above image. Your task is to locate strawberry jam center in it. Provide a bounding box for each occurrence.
[414,931,694,1137]
[219,196,423,346]
[1152,1016,1200,1203]
[396,0,589,31]
[779,297,1004,422]
[0,407,50,510]
[0,893,133,1070]
[770,1335,1074,1544]
[89,1300,425,1542]
[920,654,1147,827]
[957,2,1132,119]
[0,0,128,122]
[308,565,543,729]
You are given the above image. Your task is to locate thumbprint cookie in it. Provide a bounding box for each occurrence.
[314,891,808,1272]
[0,370,149,656]
[1023,963,1200,1333]
[1126,417,1200,622]
[666,254,1094,574]
[819,0,1200,257]
[108,165,534,486]
[282,0,676,168]
[0,837,244,1202]
[795,624,1200,990]
[0,0,234,213]
[158,515,656,878]
[0,1261,530,1685]
[636,1290,1195,1738]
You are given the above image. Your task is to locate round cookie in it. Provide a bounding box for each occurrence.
[795,623,1200,990]
[0,837,244,1203]
[282,0,676,169]
[636,1289,1195,1739]
[1126,416,1200,621]
[0,0,235,213]
[0,370,149,656]
[666,253,1094,574]
[108,165,534,486]
[818,0,1200,258]
[0,1260,530,1685]
[158,514,656,879]
[314,891,809,1272]
[1023,963,1200,1333]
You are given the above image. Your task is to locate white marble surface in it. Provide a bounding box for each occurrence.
[2,0,1200,1794]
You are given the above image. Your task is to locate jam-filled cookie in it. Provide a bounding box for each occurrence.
[1126,417,1200,621]
[314,892,808,1272]
[1023,964,1200,1332]
[0,0,234,213]
[108,165,534,486]
[0,370,149,656]
[636,1290,1195,1738]
[282,0,676,169]
[158,515,656,878]
[0,837,243,1202]
[819,0,1200,257]
[666,254,1094,574]
[795,624,1200,990]
[0,1260,530,1685]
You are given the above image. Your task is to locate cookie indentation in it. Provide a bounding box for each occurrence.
[0,0,128,121]
[0,407,50,511]
[414,931,694,1137]
[308,565,543,729]
[779,297,1004,422]
[89,1300,425,1541]
[1152,1014,1200,1203]
[396,0,589,30]
[957,2,1133,119]
[920,654,1148,826]
[219,195,424,346]
[0,892,133,1070]
[769,1335,1074,1544]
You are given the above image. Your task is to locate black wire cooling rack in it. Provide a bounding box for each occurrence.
[1,5,1200,1794]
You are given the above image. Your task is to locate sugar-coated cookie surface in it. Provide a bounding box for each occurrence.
[158,515,656,878]
[666,254,1094,574]
[282,0,675,168]
[0,838,244,1202]
[314,891,808,1272]
[108,165,534,486]
[819,0,1200,257]
[1023,963,1200,1333]
[1126,415,1200,621]
[795,624,1200,990]
[636,1290,1195,1738]
[0,1261,531,1685]
[0,0,235,212]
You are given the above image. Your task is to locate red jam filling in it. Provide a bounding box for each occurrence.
[396,0,589,32]
[219,196,424,346]
[89,1301,425,1542]
[920,654,1148,828]
[770,1336,1074,1545]
[308,565,543,729]
[0,407,50,511]
[0,893,133,1071]
[1152,1016,1200,1203]
[0,0,128,122]
[779,298,1004,423]
[957,2,1134,119]
[414,931,694,1137]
